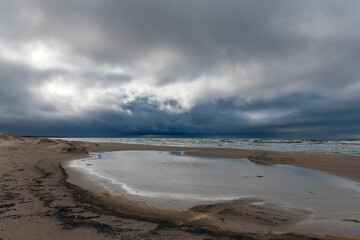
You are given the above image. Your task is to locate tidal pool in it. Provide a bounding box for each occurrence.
[67,151,360,235]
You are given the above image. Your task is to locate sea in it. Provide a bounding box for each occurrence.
[56,137,360,156]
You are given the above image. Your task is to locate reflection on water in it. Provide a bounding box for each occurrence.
[69,151,360,235]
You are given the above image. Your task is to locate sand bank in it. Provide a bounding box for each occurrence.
[0,134,359,240]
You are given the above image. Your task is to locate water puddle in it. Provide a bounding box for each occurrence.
[67,150,360,235]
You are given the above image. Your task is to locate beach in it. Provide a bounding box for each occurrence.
[1,134,359,240]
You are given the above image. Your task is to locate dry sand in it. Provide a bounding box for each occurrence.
[0,134,359,240]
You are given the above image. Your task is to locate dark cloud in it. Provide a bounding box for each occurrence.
[0,0,359,138]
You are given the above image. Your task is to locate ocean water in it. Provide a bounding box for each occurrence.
[67,151,360,235]
[57,137,360,156]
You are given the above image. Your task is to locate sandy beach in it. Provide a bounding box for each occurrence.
[1,134,359,240]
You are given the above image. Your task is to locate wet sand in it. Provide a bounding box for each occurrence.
[1,134,359,240]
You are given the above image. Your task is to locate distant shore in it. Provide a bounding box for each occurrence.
[1,134,359,240]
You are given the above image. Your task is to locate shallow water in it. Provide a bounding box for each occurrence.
[68,151,360,235]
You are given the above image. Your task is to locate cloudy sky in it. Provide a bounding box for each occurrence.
[0,0,359,138]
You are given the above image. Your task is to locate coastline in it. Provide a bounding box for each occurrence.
[1,134,359,240]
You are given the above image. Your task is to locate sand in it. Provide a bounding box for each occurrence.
[0,134,359,240]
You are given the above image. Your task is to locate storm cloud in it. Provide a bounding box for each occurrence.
[0,0,359,137]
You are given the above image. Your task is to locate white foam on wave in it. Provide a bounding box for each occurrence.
[55,137,360,156]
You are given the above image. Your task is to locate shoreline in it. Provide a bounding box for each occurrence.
[1,134,359,240]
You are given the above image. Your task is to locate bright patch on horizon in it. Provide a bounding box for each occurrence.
[243,110,296,123]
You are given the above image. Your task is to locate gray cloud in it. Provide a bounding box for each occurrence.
[0,0,359,137]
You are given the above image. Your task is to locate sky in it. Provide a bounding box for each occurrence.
[0,0,360,138]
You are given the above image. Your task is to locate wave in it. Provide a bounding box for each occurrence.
[57,137,360,156]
